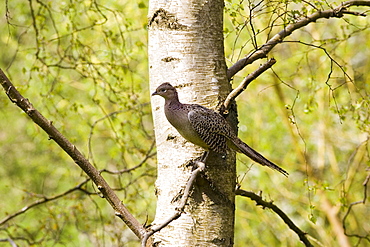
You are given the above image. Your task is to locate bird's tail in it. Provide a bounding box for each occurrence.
[231,138,289,177]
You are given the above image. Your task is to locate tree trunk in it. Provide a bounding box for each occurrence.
[149,0,235,246]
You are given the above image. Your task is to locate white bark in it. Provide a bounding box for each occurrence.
[149,0,236,246]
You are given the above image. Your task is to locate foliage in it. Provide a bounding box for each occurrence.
[1,0,154,246]
[225,0,370,246]
[0,0,369,246]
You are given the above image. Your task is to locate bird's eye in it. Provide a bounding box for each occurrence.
[160,89,167,93]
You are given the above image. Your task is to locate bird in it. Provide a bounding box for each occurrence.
[152,82,288,176]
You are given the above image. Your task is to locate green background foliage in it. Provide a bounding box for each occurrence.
[224,1,370,246]
[1,0,369,246]
[1,0,154,245]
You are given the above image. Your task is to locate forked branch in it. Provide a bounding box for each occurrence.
[236,189,314,247]
[0,179,90,225]
[342,168,370,242]
[227,0,370,80]
[223,58,276,112]
[141,161,206,247]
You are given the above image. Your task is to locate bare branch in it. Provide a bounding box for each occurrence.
[0,69,145,239]
[223,58,276,112]
[227,0,370,80]
[342,167,370,242]
[100,142,156,175]
[236,189,313,247]
[141,161,206,247]
[0,179,89,226]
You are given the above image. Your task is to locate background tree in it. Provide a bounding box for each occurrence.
[1,0,369,246]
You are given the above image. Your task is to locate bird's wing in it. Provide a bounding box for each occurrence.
[187,105,230,153]
[187,106,289,176]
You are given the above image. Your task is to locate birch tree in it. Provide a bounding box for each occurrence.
[149,0,235,245]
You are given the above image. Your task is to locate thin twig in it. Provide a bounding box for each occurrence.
[227,0,370,80]
[100,143,156,175]
[141,161,206,247]
[223,58,276,112]
[0,69,145,239]
[236,188,313,247]
[0,179,90,225]
[342,168,370,241]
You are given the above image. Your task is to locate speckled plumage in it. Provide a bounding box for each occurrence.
[152,83,288,176]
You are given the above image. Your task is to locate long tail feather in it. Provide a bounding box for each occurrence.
[232,138,289,177]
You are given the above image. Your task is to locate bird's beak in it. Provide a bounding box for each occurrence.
[151,91,158,96]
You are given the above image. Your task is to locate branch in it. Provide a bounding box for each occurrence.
[0,179,89,225]
[236,189,313,247]
[222,58,276,112]
[227,0,370,80]
[342,168,370,241]
[0,69,145,239]
[141,161,206,247]
[100,154,155,175]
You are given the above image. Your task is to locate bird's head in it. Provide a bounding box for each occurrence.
[152,83,178,100]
